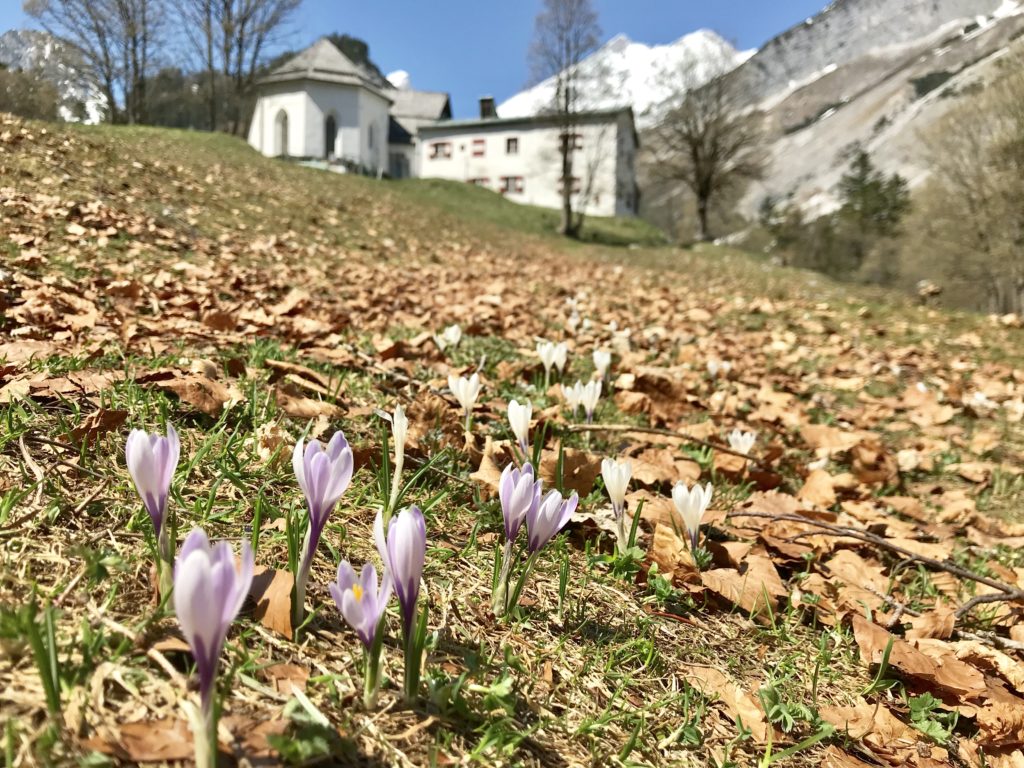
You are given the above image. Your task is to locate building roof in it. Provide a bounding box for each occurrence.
[390,89,452,120]
[258,38,392,100]
[417,106,637,143]
[388,89,453,143]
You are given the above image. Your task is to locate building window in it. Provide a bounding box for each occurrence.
[506,137,519,154]
[557,176,582,194]
[369,123,376,150]
[559,132,583,151]
[500,176,524,194]
[472,139,485,157]
[468,177,490,186]
[429,142,452,159]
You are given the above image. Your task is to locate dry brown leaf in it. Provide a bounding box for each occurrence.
[700,555,786,616]
[249,566,294,640]
[539,445,601,497]
[69,408,128,446]
[851,615,986,697]
[680,663,771,743]
[798,469,837,507]
[274,381,342,419]
[906,607,956,640]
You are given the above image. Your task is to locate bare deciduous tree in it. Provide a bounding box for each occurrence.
[180,0,301,134]
[647,53,763,241]
[114,0,162,124]
[910,60,1024,313]
[529,0,601,238]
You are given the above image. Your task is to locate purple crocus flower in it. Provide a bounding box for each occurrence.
[526,489,579,553]
[125,423,180,554]
[293,431,354,589]
[329,561,393,649]
[173,528,254,717]
[499,462,541,543]
[374,505,426,636]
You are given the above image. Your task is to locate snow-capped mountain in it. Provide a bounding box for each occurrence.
[0,29,105,123]
[498,30,753,126]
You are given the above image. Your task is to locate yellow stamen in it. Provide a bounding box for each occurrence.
[352,584,364,602]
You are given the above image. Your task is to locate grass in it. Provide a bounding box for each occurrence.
[2,115,1023,767]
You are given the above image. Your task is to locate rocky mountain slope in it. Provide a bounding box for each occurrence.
[0,29,105,123]
[738,0,1024,216]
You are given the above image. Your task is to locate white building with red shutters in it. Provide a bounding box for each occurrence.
[248,39,639,218]
[416,100,639,218]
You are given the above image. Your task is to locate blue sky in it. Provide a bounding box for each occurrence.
[1,1,826,117]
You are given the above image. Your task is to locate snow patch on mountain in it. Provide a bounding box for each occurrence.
[498,30,753,126]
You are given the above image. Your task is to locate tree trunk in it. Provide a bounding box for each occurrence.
[696,196,711,242]
[559,139,578,238]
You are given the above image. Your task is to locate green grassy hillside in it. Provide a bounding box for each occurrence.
[3,117,1024,768]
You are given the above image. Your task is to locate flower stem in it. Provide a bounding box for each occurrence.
[615,511,628,555]
[363,620,385,710]
[402,606,428,704]
[491,541,514,616]
[156,524,174,600]
[505,551,539,615]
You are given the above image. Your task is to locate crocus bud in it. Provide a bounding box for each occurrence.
[499,462,541,542]
[448,373,481,428]
[386,404,409,514]
[526,489,578,553]
[537,341,558,379]
[601,458,631,518]
[329,561,393,650]
[562,381,584,416]
[727,429,756,455]
[507,399,532,454]
[672,481,714,550]
[293,431,354,623]
[593,349,612,379]
[173,528,254,717]
[434,324,462,351]
[126,423,180,555]
[553,342,568,373]
[375,505,426,636]
[580,380,602,423]
[293,431,354,534]
[602,458,632,553]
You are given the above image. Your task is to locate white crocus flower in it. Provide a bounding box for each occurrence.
[727,428,756,456]
[580,380,602,423]
[537,340,558,387]
[601,458,632,553]
[434,324,462,351]
[448,373,481,433]
[553,342,568,374]
[385,404,409,514]
[562,381,584,416]
[672,481,714,550]
[593,349,612,379]
[508,399,532,455]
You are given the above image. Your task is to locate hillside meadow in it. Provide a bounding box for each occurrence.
[3,116,1024,767]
